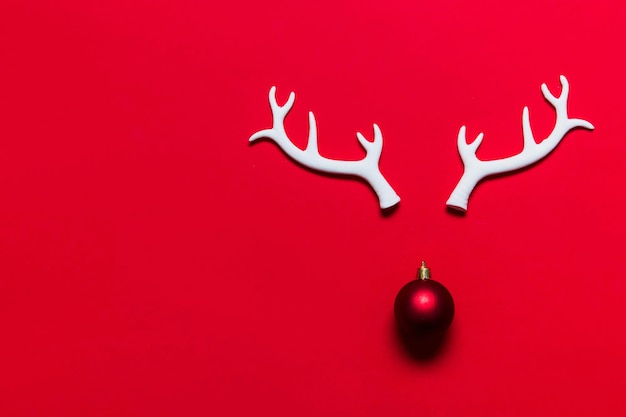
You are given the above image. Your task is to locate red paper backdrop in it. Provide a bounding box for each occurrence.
[0,1,624,416]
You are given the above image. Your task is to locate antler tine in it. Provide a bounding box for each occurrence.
[268,86,296,120]
[457,126,484,163]
[543,76,594,131]
[541,75,569,107]
[305,111,319,154]
[521,106,537,149]
[356,124,383,162]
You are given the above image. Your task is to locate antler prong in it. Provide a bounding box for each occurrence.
[521,106,536,149]
[572,118,595,130]
[457,126,484,165]
[356,124,383,154]
[266,87,296,134]
[355,132,369,149]
[541,75,570,107]
[305,111,319,154]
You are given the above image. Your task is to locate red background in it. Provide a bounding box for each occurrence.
[0,1,624,416]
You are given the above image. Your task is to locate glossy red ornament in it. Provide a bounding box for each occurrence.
[394,262,455,336]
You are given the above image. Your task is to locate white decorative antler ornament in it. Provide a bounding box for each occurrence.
[446,75,594,212]
[250,87,400,210]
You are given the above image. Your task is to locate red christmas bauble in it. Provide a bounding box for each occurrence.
[394,262,454,336]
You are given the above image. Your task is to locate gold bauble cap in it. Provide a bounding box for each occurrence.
[418,261,431,280]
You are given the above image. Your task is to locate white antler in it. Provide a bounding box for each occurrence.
[446,75,594,212]
[250,86,400,209]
